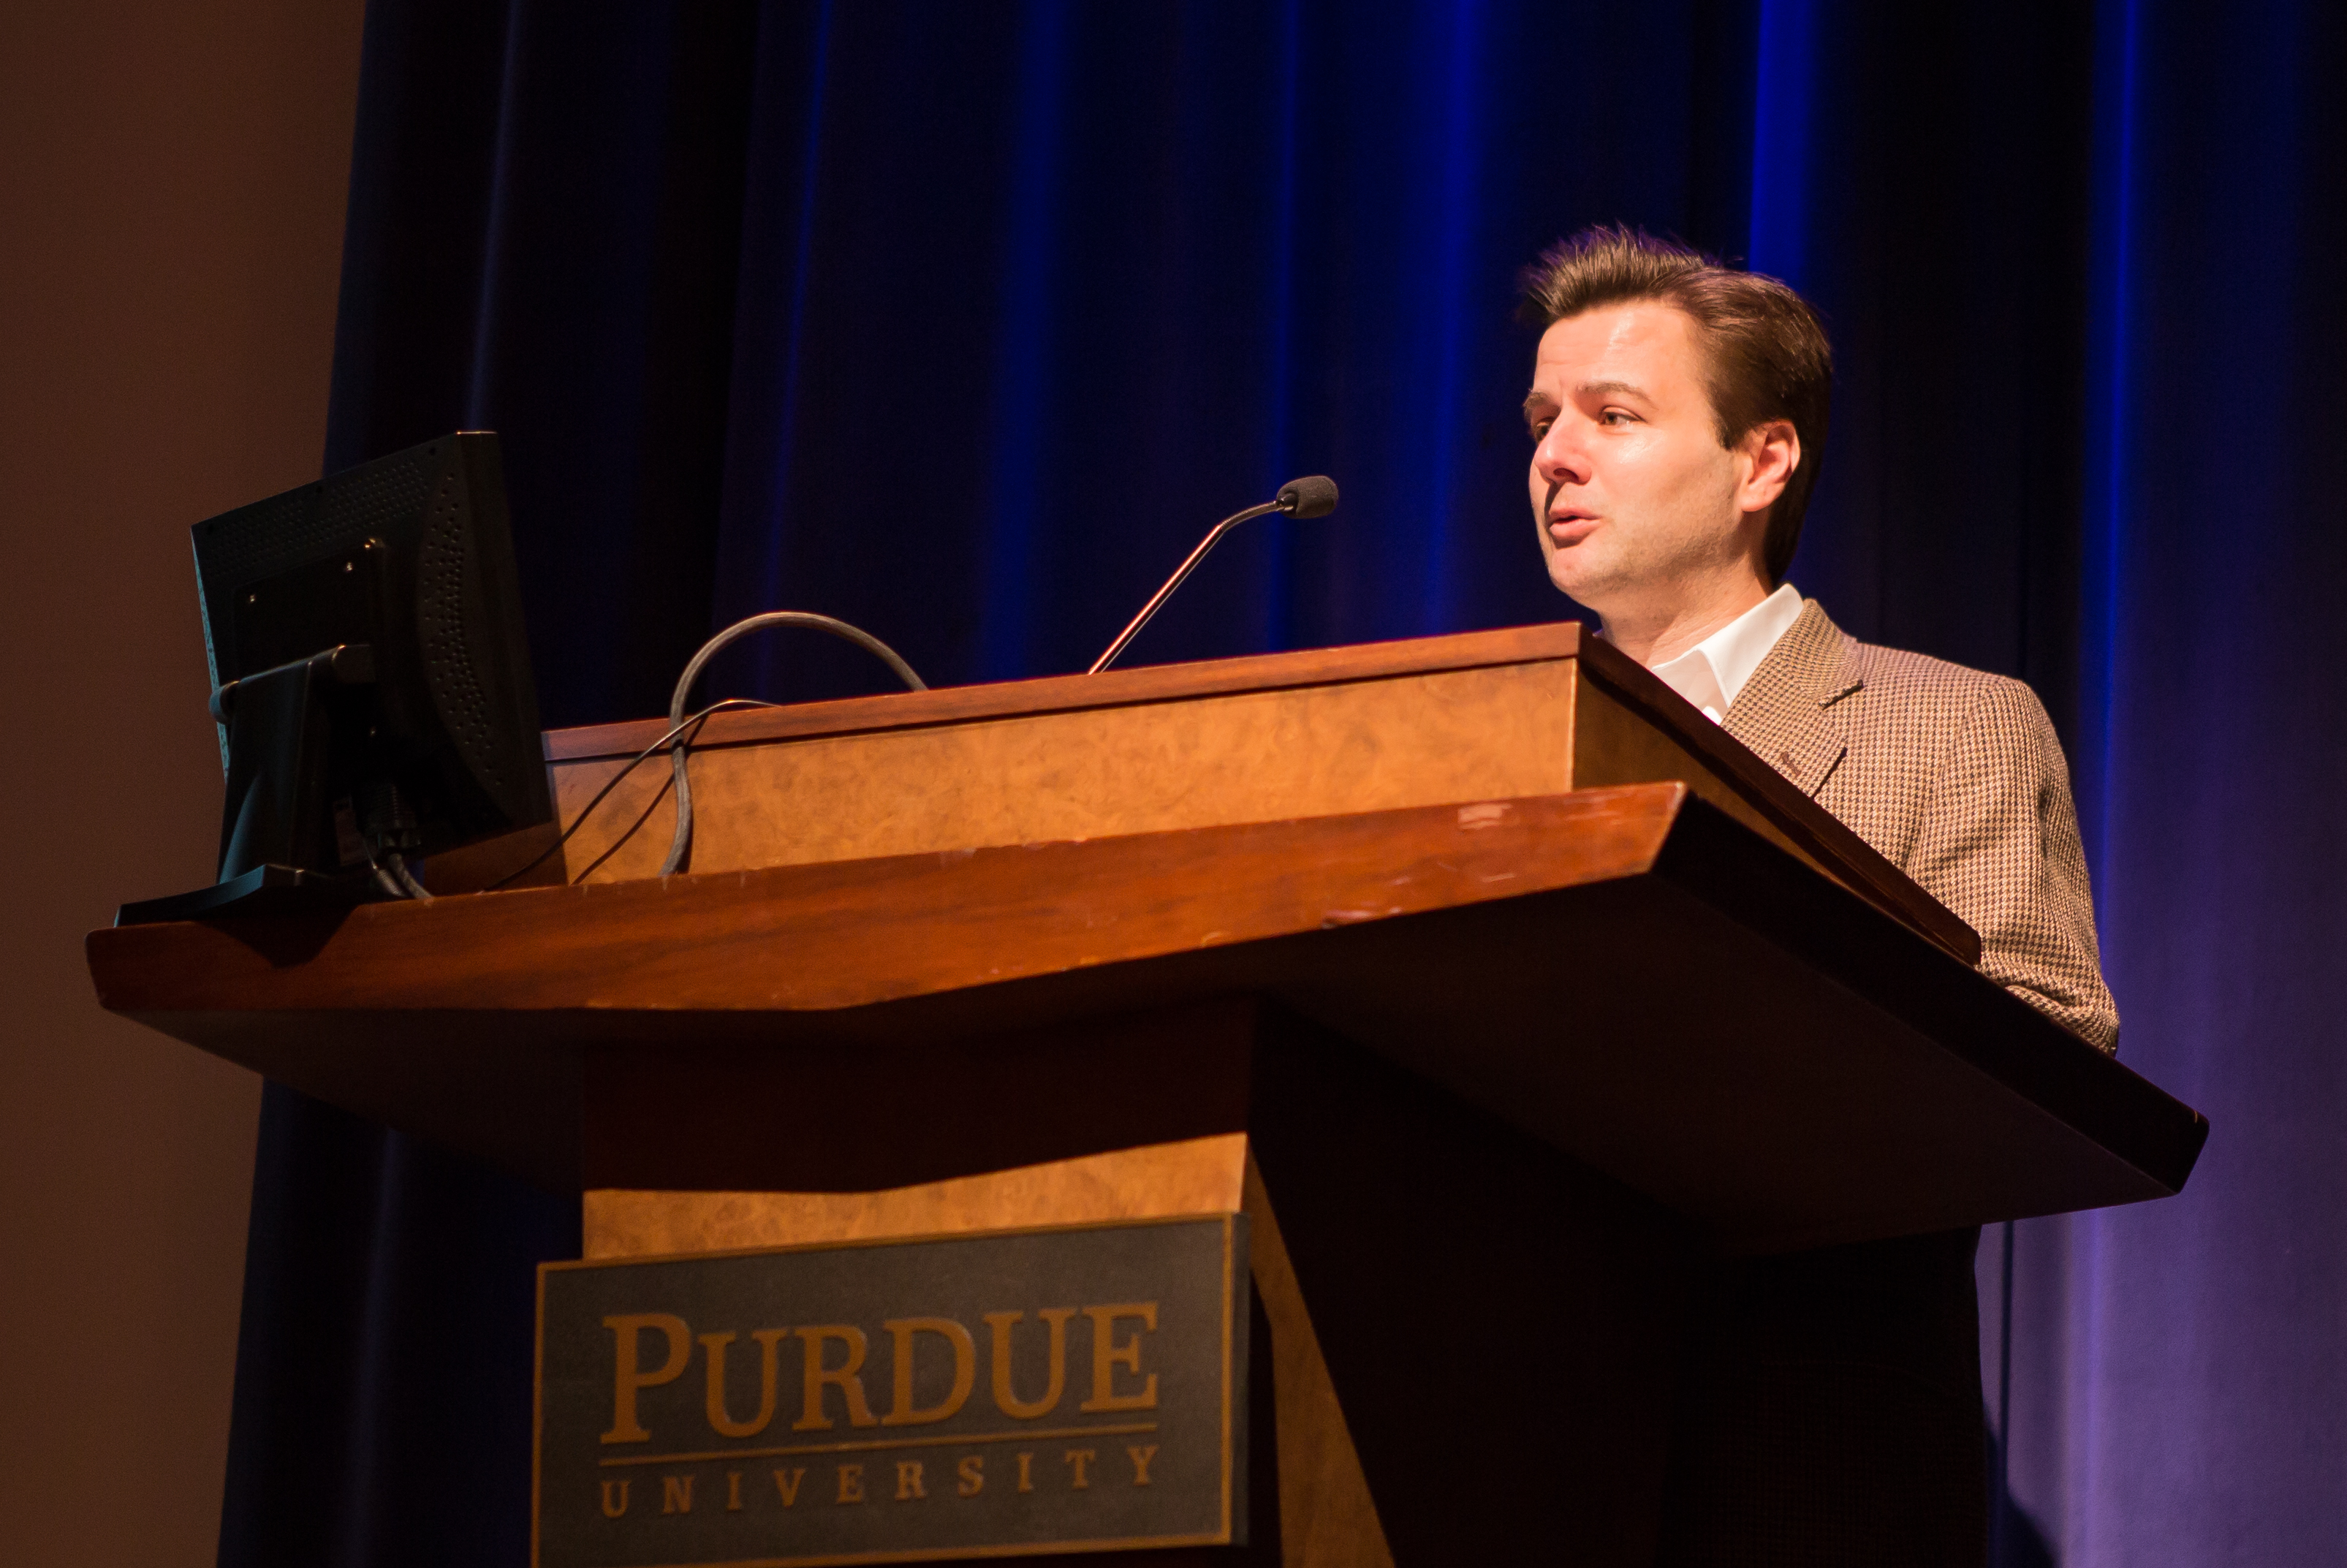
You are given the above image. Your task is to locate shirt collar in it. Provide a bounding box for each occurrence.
[1645,581,1805,724]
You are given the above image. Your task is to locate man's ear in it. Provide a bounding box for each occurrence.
[1737,420,1801,518]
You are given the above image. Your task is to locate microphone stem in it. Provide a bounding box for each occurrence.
[1089,499,1284,675]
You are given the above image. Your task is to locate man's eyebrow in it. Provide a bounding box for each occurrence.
[1523,380,1653,425]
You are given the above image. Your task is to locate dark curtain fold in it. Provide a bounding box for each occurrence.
[1997,0,2347,1558]
[216,1,2347,1562]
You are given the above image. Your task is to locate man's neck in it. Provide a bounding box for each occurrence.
[1600,575,1772,667]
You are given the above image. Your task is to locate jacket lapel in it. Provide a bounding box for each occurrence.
[1721,599,1859,799]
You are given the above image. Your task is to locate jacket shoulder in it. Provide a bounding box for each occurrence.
[1843,636,2057,741]
[1846,635,2011,696]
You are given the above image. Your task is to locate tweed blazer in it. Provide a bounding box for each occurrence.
[1722,599,2119,1051]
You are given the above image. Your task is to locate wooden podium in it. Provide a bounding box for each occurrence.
[87,621,2206,1564]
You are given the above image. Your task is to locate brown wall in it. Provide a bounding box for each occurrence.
[0,2,365,1561]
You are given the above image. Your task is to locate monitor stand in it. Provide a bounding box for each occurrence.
[115,863,372,926]
[117,644,384,926]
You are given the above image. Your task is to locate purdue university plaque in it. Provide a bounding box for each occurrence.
[535,1214,1246,1567]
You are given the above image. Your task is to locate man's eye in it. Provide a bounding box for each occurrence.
[1529,419,1553,439]
[1601,409,1635,426]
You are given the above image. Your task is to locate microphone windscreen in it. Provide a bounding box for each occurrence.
[1275,475,1339,518]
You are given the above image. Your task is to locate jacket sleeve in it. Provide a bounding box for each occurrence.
[1905,677,2120,1052]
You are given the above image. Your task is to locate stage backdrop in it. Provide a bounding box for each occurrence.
[216,1,2347,1564]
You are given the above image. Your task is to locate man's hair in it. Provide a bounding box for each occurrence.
[1519,225,1832,586]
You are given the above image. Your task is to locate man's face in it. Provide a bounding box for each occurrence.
[1523,301,1756,618]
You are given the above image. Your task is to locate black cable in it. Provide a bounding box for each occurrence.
[657,613,925,876]
[485,698,781,892]
[382,850,433,902]
[562,764,682,887]
[363,838,434,904]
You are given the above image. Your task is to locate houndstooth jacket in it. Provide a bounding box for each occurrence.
[1723,599,2120,1052]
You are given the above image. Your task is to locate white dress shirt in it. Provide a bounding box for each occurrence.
[1645,580,1805,724]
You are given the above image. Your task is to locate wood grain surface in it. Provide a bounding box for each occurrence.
[545,621,1589,764]
[91,787,1683,1016]
[86,785,2205,1252]
[550,661,1580,887]
[1242,1157,1394,1568]
[582,1135,1249,1260]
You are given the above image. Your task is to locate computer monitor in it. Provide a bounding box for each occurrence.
[118,431,553,923]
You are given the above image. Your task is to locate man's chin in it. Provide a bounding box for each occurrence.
[1544,559,1620,616]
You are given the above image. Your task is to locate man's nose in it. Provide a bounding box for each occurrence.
[1533,421,1588,487]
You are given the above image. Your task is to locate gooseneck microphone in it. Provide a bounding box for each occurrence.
[1088,476,1340,675]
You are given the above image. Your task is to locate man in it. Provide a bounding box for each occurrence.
[1517,226,2116,1561]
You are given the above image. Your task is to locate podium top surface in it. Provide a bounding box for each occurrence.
[88,770,2204,1254]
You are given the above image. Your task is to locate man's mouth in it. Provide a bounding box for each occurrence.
[1547,512,1599,547]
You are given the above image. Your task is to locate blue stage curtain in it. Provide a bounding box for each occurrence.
[216,1,2347,1562]
[1996,0,2347,1560]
